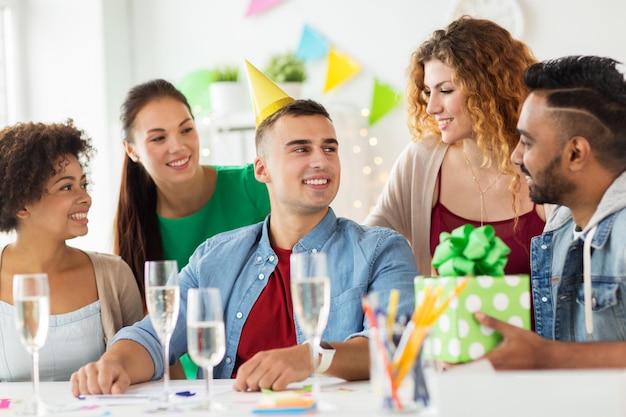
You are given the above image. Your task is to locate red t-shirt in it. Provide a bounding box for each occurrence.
[232,246,297,377]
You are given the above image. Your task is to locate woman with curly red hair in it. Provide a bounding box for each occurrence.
[366,16,546,276]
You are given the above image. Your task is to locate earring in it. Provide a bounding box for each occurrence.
[129,154,138,163]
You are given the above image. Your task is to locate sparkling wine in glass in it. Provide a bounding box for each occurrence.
[290,252,331,401]
[13,273,50,416]
[145,260,180,404]
[187,288,226,411]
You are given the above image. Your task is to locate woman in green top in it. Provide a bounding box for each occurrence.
[115,79,270,378]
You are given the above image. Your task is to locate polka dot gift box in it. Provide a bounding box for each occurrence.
[418,224,531,363]
[415,275,531,363]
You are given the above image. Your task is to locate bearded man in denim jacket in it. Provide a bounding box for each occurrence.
[475,55,626,369]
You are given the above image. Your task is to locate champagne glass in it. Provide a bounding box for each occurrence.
[290,252,331,401]
[13,273,50,416]
[187,288,226,411]
[145,260,180,404]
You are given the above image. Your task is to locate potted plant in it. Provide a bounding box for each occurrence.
[264,52,307,98]
[213,65,239,82]
[209,64,248,115]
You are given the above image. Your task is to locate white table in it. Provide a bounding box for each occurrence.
[1,377,379,417]
[2,367,625,416]
[437,362,626,417]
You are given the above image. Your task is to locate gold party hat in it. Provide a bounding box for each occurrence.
[245,60,294,126]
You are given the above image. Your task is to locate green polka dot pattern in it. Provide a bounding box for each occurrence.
[415,275,531,363]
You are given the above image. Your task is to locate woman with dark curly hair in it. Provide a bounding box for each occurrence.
[365,16,546,276]
[0,120,143,381]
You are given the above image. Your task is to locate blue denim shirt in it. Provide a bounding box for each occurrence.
[111,208,417,380]
[531,172,626,342]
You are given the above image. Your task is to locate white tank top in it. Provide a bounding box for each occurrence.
[0,300,105,381]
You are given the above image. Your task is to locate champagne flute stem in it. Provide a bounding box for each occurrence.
[204,365,214,410]
[32,350,41,412]
[162,334,172,400]
[309,335,322,399]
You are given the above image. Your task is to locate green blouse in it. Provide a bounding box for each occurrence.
[157,164,270,379]
[158,164,270,271]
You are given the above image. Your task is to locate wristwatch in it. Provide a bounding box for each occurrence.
[314,340,336,374]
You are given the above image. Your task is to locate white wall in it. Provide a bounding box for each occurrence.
[3,0,626,253]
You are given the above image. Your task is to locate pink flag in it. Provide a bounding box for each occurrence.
[245,0,285,17]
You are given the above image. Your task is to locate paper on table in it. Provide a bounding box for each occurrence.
[76,394,157,405]
[252,390,317,414]
[76,388,205,405]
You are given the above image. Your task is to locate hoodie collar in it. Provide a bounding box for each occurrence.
[544,170,626,234]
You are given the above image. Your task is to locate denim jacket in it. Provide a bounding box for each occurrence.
[532,172,626,342]
[111,208,417,379]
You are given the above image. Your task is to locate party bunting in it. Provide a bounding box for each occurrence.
[368,78,403,125]
[324,47,362,93]
[245,0,285,17]
[179,20,401,124]
[176,68,216,114]
[296,24,330,61]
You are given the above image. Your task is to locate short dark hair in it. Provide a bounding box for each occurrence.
[524,55,626,172]
[0,119,95,232]
[255,99,332,157]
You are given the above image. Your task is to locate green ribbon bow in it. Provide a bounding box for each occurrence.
[431,224,511,276]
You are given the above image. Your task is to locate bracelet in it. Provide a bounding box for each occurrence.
[314,340,336,374]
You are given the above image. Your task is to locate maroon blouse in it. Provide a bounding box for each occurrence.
[430,171,545,276]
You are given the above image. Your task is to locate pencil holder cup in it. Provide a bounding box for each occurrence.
[369,325,430,413]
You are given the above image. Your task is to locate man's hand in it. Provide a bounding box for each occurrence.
[70,358,131,396]
[232,343,312,392]
[474,311,549,370]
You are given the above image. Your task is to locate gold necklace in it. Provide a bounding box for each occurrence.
[463,148,503,226]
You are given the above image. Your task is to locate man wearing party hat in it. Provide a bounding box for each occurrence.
[71,63,417,395]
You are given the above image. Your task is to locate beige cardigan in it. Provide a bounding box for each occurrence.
[364,135,448,275]
[86,251,144,345]
[1,247,144,346]
[365,136,552,275]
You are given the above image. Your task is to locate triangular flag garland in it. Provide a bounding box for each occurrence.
[324,47,362,93]
[178,17,401,124]
[296,24,330,62]
[368,78,403,126]
[245,0,285,17]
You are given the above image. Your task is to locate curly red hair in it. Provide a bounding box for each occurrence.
[407,16,537,180]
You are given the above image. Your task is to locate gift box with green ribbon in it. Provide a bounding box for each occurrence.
[417,224,531,363]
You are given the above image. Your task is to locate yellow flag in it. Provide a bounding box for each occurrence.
[324,47,361,93]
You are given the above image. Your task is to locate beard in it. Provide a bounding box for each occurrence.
[523,155,575,205]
